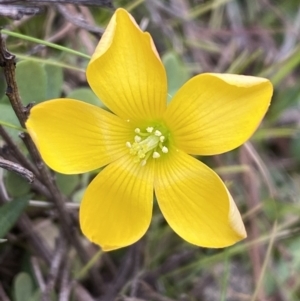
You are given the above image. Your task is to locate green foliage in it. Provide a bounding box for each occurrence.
[0,195,30,239]
[4,171,31,197]
[0,69,5,99]
[56,172,80,196]
[291,136,300,164]
[13,272,34,301]
[15,60,64,105]
[12,272,46,301]
[162,52,190,101]
[44,64,64,99]
[15,61,47,105]
[0,103,21,139]
[0,61,64,134]
[268,87,300,122]
[67,87,104,107]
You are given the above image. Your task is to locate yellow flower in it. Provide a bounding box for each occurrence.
[26,8,273,251]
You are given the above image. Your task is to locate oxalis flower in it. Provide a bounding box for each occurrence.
[26,8,273,251]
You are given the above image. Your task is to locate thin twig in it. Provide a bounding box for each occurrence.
[0,4,42,19]
[29,200,80,208]
[0,0,114,7]
[101,246,138,301]
[239,147,266,301]
[18,132,104,293]
[31,256,46,292]
[42,237,67,301]
[130,242,144,298]
[73,283,95,301]
[0,30,103,294]
[0,144,51,199]
[29,21,75,56]
[142,249,196,282]
[0,190,53,264]
[0,167,9,201]
[136,281,177,301]
[0,37,27,128]
[58,258,71,301]
[57,4,104,34]
[0,126,39,176]
[17,215,53,264]
[0,156,34,182]
[0,282,10,301]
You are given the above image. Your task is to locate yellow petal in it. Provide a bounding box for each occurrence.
[80,155,154,251]
[26,99,130,174]
[164,73,273,155]
[154,149,246,248]
[87,8,167,122]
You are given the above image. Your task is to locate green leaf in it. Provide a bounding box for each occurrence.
[0,195,30,238]
[291,136,300,164]
[15,61,47,105]
[56,172,80,196]
[0,103,22,140]
[0,69,6,100]
[72,187,86,203]
[30,290,42,301]
[162,52,190,101]
[0,94,9,104]
[268,87,300,122]
[30,289,56,301]
[4,171,31,197]
[44,64,63,99]
[13,272,33,301]
[67,87,104,107]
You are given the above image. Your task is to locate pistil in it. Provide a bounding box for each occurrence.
[126,124,169,166]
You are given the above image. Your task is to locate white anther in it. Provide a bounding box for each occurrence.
[135,128,141,134]
[153,152,160,159]
[134,135,142,143]
[140,159,147,166]
[126,142,132,148]
[146,127,154,133]
[162,146,168,153]
[160,136,165,142]
[154,130,162,136]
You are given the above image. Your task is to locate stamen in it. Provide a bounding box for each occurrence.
[153,152,160,158]
[134,135,142,143]
[146,127,154,133]
[128,124,170,166]
[140,151,152,166]
[162,146,168,153]
[154,130,162,136]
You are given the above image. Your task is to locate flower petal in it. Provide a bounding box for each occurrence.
[87,8,167,122]
[164,73,273,155]
[26,99,130,174]
[80,155,154,251]
[154,149,246,248]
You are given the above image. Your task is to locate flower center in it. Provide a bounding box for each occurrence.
[126,124,169,166]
